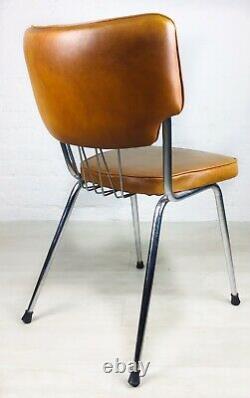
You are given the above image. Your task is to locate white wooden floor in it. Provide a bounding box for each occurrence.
[1,221,250,397]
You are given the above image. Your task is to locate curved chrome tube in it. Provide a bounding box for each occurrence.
[163,118,213,201]
[60,143,80,179]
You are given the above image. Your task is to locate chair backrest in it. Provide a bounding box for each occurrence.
[24,13,184,149]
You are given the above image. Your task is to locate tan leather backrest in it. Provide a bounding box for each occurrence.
[24,13,184,148]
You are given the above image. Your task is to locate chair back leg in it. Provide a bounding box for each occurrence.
[22,181,82,324]
[130,195,144,269]
[212,184,240,305]
[128,196,168,387]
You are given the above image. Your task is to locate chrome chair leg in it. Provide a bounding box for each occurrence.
[128,196,168,387]
[212,184,240,306]
[130,195,144,269]
[22,181,82,324]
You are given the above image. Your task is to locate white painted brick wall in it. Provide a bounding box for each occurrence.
[0,0,249,221]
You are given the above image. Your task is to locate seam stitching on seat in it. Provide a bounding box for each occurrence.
[82,160,237,179]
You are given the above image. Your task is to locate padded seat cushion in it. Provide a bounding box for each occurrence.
[81,146,238,195]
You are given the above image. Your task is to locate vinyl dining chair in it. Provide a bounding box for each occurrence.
[22,13,240,387]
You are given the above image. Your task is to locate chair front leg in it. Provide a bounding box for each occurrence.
[212,184,240,305]
[22,181,82,324]
[128,196,168,387]
[130,195,144,269]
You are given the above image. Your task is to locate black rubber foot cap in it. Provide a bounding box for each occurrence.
[231,293,240,306]
[128,371,140,387]
[22,310,33,324]
[136,261,144,269]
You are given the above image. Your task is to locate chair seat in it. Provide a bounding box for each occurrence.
[81,147,238,195]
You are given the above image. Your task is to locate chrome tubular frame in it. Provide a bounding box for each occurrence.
[22,117,239,388]
[162,118,239,301]
[128,118,240,387]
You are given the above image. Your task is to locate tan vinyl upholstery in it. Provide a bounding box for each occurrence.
[81,147,238,195]
[24,13,238,195]
[24,13,183,148]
